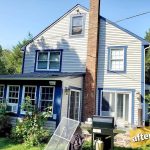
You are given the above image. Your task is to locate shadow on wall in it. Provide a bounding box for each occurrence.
[25,35,85,119]
[26,36,85,73]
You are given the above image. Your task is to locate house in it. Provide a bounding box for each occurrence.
[0,1,149,130]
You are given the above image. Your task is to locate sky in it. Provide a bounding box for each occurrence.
[0,0,150,49]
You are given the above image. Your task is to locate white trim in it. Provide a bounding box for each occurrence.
[69,14,86,37]
[39,86,55,115]
[101,90,132,124]
[21,85,37,114]
[68,89,81,121]
[0,84,5,100]
[109,48,125,71]
[36,51,61,71]
[6,85,20,113]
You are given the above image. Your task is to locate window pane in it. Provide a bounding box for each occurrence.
[50,52,60,61]
[72,26,82,35]
[72,16,83,35]
[8,86,19,104]
[110,48,124,71]
[49,62,60,70]
[69,91,80,120]
[117,94,123,118]
[38,61,47,69]
[110,93,115,112]
[72,16,82,26]
[38,52,48,61]
[125,94,129,121]
[0,86,4,98]
[40,87,54,112]
[102,92,110,111]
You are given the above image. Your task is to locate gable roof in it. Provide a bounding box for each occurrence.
[22,4,149,50]
[21,4,88,50]
[100,16,149,45]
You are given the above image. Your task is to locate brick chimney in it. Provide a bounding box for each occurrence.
[83,0,100,121]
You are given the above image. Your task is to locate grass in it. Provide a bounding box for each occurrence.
[0,138,150,150]
[0,138,46,150]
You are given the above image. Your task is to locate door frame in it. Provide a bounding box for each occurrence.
[100,89,133,124]
[68,89,81,121]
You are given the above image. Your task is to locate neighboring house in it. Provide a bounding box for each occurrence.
[0,3,149,130]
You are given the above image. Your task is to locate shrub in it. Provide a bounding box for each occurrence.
[12,97,52,147]
[0,99,12,137]
[82,141,92,150]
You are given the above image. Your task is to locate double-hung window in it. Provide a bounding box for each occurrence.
[40,86,54,113]
[7,85,20,113]
[22,86,36,113]
[108,47,127,72]
[36,51,61,71]
[70,15,85,36]
[0,85,4,103]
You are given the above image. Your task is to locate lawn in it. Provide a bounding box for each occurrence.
[0,138,46,150]
[0,138,150,150]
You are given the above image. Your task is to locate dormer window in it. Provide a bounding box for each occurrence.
[36,50,62,71]
[70,15,85,36]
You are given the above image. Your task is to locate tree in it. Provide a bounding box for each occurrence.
[0,33,32,75]
[145,29,150,82]
[0,45,7,74]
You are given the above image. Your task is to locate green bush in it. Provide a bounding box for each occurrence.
[0,99,12,137]
[12,97,52,147]
[82,141,92,150]
[0,114,12,137]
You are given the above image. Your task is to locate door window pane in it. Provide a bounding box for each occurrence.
[69,90,80,121]
[125,94,129,121]
[117,94,124,118]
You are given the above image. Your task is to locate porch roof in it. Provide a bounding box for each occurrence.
[0,72,85,80]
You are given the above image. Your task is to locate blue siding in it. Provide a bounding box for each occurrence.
[53,83,62,125]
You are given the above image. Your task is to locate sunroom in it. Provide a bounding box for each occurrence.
[0,72,83,130]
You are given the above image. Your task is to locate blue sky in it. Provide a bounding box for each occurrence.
[0,0,150,49]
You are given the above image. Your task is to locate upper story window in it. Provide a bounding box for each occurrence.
[36,50,62,71]
[70,15,85,36]
[108,46,127,72]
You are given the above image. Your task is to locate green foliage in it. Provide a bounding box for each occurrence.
[0,33,32,75]
[12,97,52,147]
[0,99,12,137]
[145,29,150,83]
[82,141,92,150]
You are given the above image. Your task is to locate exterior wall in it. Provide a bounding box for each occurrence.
[96,18,143,125]
[23,6,89,73]
[0,80,62,127]
[61,76,83,120]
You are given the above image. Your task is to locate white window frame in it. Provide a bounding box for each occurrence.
[0,85,5,102]
[6,85,20,113]
[39,86,55,115]
[68,89,81,121]
[70,14,85,36]
[109,48,125,71]
[21,85,37,114]
[100,90,132,124]
[36,51,61,71]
